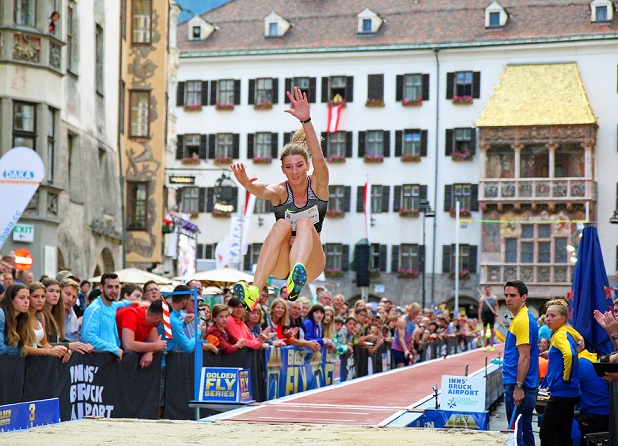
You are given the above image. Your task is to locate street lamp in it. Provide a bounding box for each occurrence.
[419,199,435,309]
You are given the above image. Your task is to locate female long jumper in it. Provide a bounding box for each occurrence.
[232,87,329,310]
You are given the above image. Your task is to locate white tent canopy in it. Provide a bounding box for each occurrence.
[88,267,174,285]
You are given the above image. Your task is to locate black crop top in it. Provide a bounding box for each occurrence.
[273,177,328,235]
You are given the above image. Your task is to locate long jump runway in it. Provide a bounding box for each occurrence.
[209,344,504,426]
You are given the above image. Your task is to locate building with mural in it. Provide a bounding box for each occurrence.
[120,0,180,270]
[0,1,123,278]
[170,0,618,314]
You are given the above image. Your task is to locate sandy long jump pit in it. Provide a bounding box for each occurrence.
[1,418,509,445]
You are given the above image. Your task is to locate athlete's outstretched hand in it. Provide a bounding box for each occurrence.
[285,87,310,122]
[230,163,257,188]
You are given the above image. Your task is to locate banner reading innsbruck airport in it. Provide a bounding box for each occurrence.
[0,147,45,250]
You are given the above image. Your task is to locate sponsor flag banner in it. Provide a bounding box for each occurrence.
[0,147,45,250]
[568,225,614,355]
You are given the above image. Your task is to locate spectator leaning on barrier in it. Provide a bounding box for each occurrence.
[25,282,70,362]
[226,297,273,350]
[159,284,217,354]
[81,273,134,361]
[0,283,31,355]
[287,299,320,352]
[303,303,331,348]
[116,299,167,368]
[205,304,244,354]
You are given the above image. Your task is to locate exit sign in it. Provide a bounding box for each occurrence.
[13,224,34,242]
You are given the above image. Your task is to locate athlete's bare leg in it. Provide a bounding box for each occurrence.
[252,219,292,289]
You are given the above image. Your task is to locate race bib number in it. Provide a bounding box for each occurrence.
[285,205,319,231]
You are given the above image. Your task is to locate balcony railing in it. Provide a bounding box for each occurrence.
[481,264,574,285]
[479,178,595,202]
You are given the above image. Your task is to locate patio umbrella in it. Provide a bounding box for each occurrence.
[568,223,614,355]
[88,267,174,286]
[175,266,254,291]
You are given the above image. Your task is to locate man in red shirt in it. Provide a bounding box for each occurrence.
[116,299,167,368]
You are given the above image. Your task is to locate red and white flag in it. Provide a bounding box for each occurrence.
[326,104,344,133]
[364,180,371,244]
[162,298,173,339]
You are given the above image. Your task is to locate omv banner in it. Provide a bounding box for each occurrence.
[0,147,45,250]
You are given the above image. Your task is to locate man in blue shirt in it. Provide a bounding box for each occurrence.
[81,273,132,360]
[159,284,217,354]
[503,280,539,446]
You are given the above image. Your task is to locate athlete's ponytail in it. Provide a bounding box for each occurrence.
[280,127,311,162]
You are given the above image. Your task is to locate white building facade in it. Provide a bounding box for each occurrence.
[169,0,618,312]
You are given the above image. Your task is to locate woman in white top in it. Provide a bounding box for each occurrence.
[25,282,71,361]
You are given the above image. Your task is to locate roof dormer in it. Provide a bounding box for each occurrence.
[485,1,508,28]
[357,8,383,35]
[590,0,614,22]
[264,11,291,38]
[187,15,217,41]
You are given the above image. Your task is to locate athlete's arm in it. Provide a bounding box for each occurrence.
[285,88,329,198]
[230,163,283,203]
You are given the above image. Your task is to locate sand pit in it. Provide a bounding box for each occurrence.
[1,418,509,445]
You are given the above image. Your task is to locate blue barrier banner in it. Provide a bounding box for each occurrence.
[0,398,60,433]
[407,409,489,430]
[264,346,341,399]
[199,367,252,403]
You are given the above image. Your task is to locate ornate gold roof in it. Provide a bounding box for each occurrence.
[476,63,596,127]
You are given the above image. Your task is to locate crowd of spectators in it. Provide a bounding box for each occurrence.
[0,261,497,371]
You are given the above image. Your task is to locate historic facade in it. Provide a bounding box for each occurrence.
[120,0,179,269]
[170,0,618,314]
[0,1,123,279]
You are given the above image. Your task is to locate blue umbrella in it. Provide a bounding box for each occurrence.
[568,224,614,355]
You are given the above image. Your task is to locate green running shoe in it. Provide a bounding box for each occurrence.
[286,263,307,302]
[234,282,259,311]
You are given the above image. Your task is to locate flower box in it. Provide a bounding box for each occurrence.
[363,154,384,163]
[252,156,272,164]
[324,268,343,278]
[402,97,422,107]
[369,269,381,278]
[189,211,199,219]
[452,95,473,105]
[401,153,421,162]
[215,102,235,111]
[181,157,201,165]
[213,156,233,165]
[398,208,420,217]
[327,154,346,163]
[451,151,473,161]
[183,104,202,112]
[326,209,345,218]
[397,268,419,279]
[449,269,471,280]
[365,98,385,107]
[211,209,231,218]
[449,208,471,218]
[253,101,272,110]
